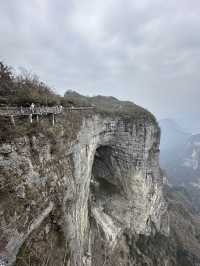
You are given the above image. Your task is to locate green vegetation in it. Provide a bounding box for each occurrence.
[0,62,61,106]
[64,90,157,123]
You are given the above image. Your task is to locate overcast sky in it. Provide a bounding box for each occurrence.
[0,0,200,124]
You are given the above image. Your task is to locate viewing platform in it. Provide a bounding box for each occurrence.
[0,106,95,116]
[0,106,95,126]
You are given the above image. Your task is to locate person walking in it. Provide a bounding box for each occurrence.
[30,103,35,113]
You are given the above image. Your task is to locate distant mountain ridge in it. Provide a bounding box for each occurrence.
[160,118,200,189]
[159,118,191,152]
[181,134,200,182]
[159,119,191,185]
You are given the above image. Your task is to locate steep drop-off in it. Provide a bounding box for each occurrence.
[0,107,168,266]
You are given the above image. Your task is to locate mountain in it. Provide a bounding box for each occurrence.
[159,119,191,185]
[0,90,200,265]
[159,119,191,152]
[181,134,200,175]
[160,119,200,214]
[0,94,168,266]
[163,185,200,265]
[0,63,199,265]
[134,185,200,266]
[177,133,200,211]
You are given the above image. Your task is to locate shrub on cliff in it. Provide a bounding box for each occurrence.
[64,90,157,123]
[0,62,15,104]
[63,90,91,107]
[0,62,60,106]
[14,72,61,106]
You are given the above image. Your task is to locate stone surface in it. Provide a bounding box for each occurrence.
[0,113,168,265]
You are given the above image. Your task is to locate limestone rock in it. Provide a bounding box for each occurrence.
[0,113,168,266]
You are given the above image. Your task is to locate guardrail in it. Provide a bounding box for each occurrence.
[0,106,95,116]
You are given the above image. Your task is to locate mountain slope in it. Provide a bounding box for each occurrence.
[159,119,191,185]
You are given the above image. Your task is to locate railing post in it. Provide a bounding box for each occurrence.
[52,114,55,126]
[29,114,33,123]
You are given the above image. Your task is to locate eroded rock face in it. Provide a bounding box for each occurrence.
[0,114,168,266]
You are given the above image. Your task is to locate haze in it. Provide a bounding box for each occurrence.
[0,0,200,130]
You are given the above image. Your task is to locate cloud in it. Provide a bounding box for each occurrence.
[0,0,200,122]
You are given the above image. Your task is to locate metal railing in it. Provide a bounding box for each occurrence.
[0,106,95,116]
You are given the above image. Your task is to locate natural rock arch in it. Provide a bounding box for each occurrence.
[0,115,168,266]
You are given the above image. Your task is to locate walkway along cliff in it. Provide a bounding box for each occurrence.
[0,102,169,266]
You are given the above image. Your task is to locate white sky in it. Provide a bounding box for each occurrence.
[0,0,200,124]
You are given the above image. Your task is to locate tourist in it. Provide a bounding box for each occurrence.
[30,103,35,113]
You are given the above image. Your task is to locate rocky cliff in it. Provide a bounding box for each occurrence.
[0,106,169,266]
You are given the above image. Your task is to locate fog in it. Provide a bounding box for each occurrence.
[0,0,200,130]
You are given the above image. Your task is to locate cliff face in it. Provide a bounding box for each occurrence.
[0,113,168,266]
[181,134,200,181]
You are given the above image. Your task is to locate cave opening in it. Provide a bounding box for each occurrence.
[89,145,129,265]
[90,145,122,201]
